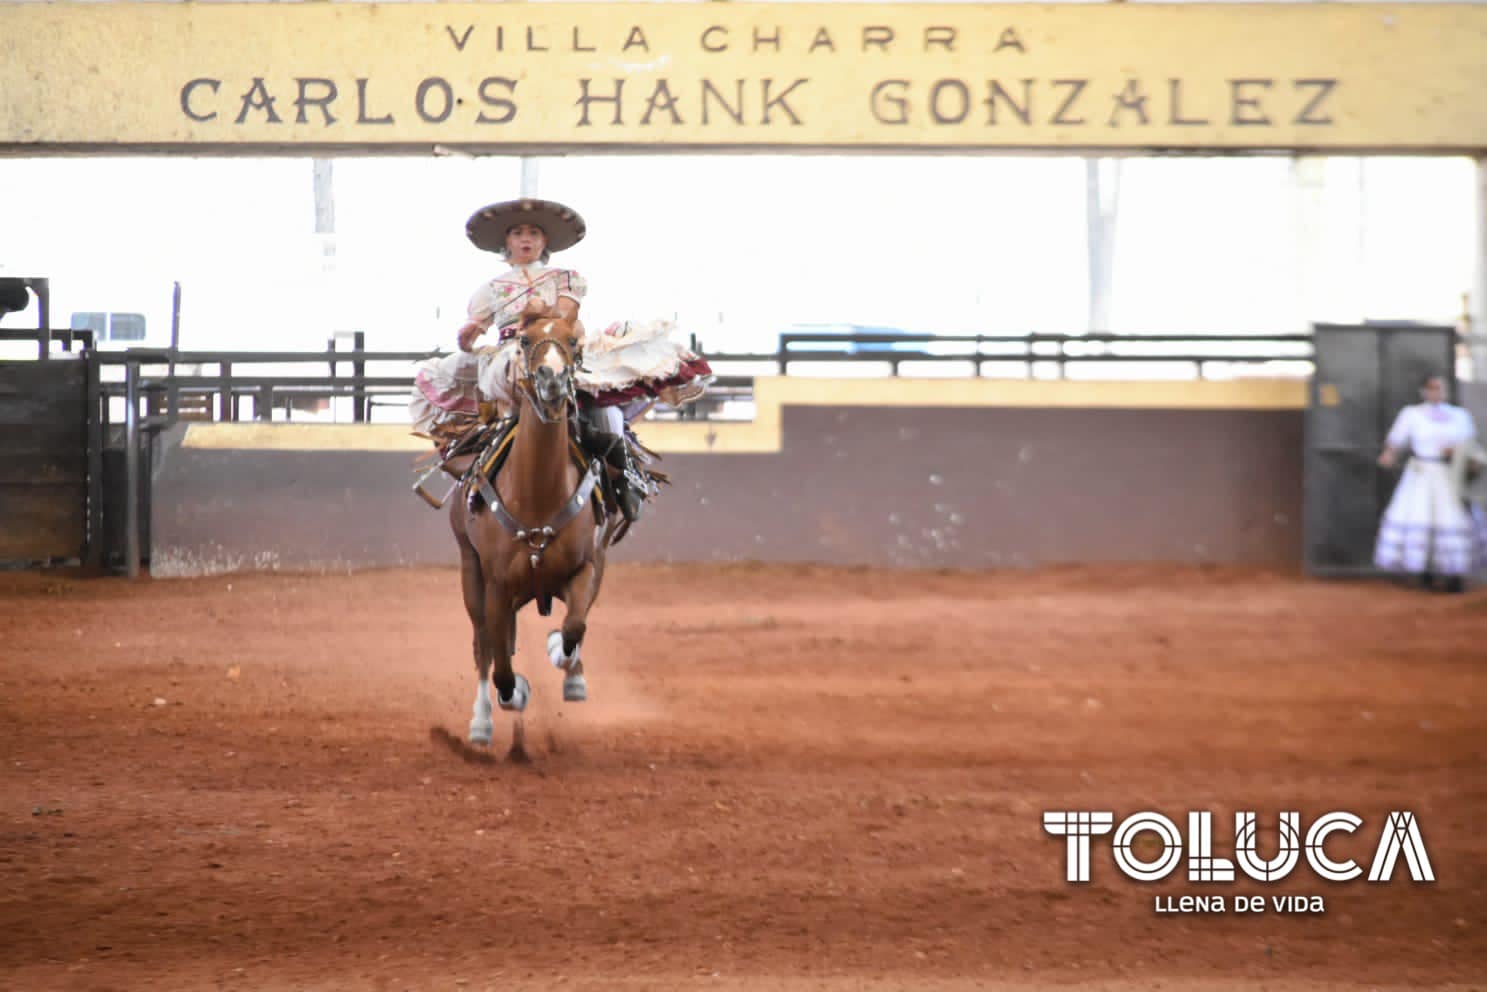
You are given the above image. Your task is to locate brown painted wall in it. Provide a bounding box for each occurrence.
[148,406,1303,576]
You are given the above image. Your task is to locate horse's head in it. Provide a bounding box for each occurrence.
[514,312,582,424]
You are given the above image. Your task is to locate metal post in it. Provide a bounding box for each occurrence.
[219,362,233,421]
[327,334,339,421]
[124,360,141,579]
[85,351,104,570]
[520,158,540,196]
[1471,155,1487,379]
[170,281,182,353]
[35,277,49,341]
[353,330,367,422]
[31,277,52,360]
[168,281,181,420]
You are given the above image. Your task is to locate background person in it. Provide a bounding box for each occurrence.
[1374,374,1484,592]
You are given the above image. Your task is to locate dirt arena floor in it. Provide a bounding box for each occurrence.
[1,562,1484,991]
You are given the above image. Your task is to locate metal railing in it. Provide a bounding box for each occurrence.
[97,346,430,424]
[34,326,1487,433]
[77,330,1324,429]
[0,276,99,358]
[773,330,1316,377]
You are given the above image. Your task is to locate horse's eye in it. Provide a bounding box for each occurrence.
[519,334,531,346]
[568,337,579,349]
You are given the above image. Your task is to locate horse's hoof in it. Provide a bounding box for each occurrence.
[498,673,530,712]
[468,720,494,746]
[563,673,587,703]
[547,630,580,671]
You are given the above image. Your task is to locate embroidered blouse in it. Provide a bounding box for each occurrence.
[1385,402,1477,460]
[466,263,587,340]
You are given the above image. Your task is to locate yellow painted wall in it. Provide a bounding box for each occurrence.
[181,375,1308,453]
[3,3,1485,152]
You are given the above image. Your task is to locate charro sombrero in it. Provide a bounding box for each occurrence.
[465,198,586,254]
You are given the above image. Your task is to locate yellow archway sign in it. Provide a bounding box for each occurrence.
[3,3,1485,153]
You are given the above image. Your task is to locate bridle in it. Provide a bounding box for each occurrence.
[513,319,580,425]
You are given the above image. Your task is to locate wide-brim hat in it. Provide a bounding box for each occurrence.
[465,198,586,254]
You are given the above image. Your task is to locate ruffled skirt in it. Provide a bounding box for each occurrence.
[410,319,712,434]
[409,346,517,435]
[1374,460,1487,577]
[576,319,713,408]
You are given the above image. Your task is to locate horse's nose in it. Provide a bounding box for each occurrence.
[533,365,564,401]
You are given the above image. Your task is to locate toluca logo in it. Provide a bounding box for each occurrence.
[1043,811,1434,883]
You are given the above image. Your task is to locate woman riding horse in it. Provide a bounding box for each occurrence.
[409,198,712,521]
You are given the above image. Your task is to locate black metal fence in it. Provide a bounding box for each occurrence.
[58,329,1323,430]
[94,337,426,426]
[775,330,1315,376]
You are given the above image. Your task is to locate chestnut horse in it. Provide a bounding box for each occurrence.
[449,314,619,747]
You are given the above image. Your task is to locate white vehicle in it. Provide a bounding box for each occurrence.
[0,272,179,355]
[51,275,180,352]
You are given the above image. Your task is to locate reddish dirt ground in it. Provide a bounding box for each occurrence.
[1,563,1484,991]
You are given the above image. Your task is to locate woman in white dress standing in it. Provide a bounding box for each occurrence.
[1374,374,1486,592]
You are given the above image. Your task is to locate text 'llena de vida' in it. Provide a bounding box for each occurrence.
[175,20,1340,132]
[1043,810,1434,916]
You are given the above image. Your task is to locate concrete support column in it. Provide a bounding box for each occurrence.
[1291,155,1328,333]
[1470,156,1487,379]
[1085,157,1121,334]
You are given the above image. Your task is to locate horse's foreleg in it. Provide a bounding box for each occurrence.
[462,547,495,746]
[486,581,528,712]
[548,561,600,702]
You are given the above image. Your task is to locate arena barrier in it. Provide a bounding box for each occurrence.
[147,377,1306,576]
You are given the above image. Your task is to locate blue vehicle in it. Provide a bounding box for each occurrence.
[776,322,923,356]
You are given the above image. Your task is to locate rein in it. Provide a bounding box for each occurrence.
[515,333,578,425]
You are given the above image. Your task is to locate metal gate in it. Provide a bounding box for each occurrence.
[0,357,103,566]
[1305,322,1457,576]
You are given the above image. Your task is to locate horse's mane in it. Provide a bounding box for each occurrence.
[519,311,571,333]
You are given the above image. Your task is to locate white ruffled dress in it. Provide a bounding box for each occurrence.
[1373,402,1487,577]
[408,264,710,435]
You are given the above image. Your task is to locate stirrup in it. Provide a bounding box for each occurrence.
[581,428,645,523]
[616,479,643,523]
[413,464,456,509]
[610,456,646,523]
